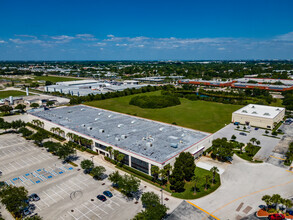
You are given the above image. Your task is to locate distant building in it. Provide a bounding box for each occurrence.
[179,79,235,87]
[232,104,285,129]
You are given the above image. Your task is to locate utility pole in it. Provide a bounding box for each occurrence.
[160,188,163,205]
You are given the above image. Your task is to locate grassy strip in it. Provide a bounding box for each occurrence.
[262,134,280,139]
[26,123,66,141]
[234,151,263,163]
[68,161,78,167]
[234,129,250,133]
[0,90,27,99]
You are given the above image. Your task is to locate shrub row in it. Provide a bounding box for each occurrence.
[68,141,99,155]
[26,123,66,141]
[129,95,181,108]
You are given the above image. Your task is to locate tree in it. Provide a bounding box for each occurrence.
[262,195,272,210]
[163,164,172,182]
[30,131,48,146]
[159,169,168,185]
[204,175,210,191]
[109,171,121,187]
[141,192,160,209]
[169,167,185,192]
[231,135,237,141]
[0,185,28,217]
[0,105,13,114]
[56,143,76,161]
[24,215,43,220]
[191,176,200,195]
[113,150,119,160]
[14,104,26,112]
[250,137,257,144]
[10,120,26,130]
[90,166,106,179]
[283,199,293,213]
[265,130,269,134]
[80,159,94,173]
[173,152,196,181]
[271,194,281,210]
[46,100,55,107]
[210,166,219,185]
[30,103,39,108]
[256,140,261,146]
[118,174,140,197]
[151,166,160,180]
[116,153,125,165]
[105,146,113,158]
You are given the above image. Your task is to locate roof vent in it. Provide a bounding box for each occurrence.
[95,118,99,121]
[81,124,86,127]
[146,142,152,147]
[252,111,257,114]
[115,137,120,141]
[99,129,104,133]
[242,110,248,113]
[108,115,112,118]
[264,112,270,116]
[121,135,127,139]
[252,105,255,108]
[159,127,164,131]
[81,108,85,111]
[87,127,92,130]
[276,108,280,111]
[118,124,123,128]
[170,143,178,148]
[131,120,136,124]
[98,112,102,116]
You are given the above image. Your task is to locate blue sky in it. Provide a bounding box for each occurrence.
[0,0,293,60]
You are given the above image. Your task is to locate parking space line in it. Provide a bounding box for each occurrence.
[56,185,70,195]
[49,189,64,199]
[43,191,57,203]
[39,197,50,207]
[75,208,91,220]
[103,202,114,210]
[109,198,120,206]
[73,177,88,187]
[82,204,101,219]
[60,182,76,192]
[68,180,83,190]
[89,201,108,214]
[270,155,285,160]
[67,211,78,220]
[19,176,28,187]
[33,202,42,211]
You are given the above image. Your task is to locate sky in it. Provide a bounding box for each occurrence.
[0,0,293,60]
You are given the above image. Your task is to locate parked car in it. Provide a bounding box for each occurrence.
[103,191,113,198]
[22,207,32,216]
[254,127,259,130]
[239,132,247,136]
[97,195,107,202]
[29,193,40,201]
[268,214,285,220]
[234,122,240,125]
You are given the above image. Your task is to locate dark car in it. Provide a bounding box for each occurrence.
[97,195,107,202]
[22,207,32,216]
[239,132,247,136]
[29,193,40,201]
[103,191,113,198]
[268,214,285,220]
[254,127,259,130]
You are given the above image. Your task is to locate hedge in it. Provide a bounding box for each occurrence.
[26,123,66,141]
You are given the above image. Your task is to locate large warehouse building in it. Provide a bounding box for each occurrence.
[232,104,285,129]
[28,105,213,175]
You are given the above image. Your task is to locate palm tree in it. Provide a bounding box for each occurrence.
[231,135,237,141]
[105,146,113,158]
[164,164,172,182]
[66,132,74,141]
[116,154,125,165]
[159,169,168,185]
[210,166,219,185]
[204,175,210,191]
[50,127,57,134]
[151,166,160,180]
[113,150,119,160]
[283,199,293,213]
[239,143,245,154]
[59,129,65,138]
[262,195,272,210]
[191,176,200,194]
[271,194,281,210]
[250,137,257,144]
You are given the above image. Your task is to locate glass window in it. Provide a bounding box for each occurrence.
[131,157,149,174]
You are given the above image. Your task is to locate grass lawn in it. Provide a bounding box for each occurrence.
[34,76,82,83]
[169,167,221,199]
[85,91,242,133]
[234,145,262,162]
[0,90,27,99]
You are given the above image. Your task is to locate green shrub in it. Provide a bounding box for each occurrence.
[129,95,181,108]
[26,123,66,141]
[120,165,153,181]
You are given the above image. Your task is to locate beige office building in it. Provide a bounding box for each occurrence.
[232,104,285,129]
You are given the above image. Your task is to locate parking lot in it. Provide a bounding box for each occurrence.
[214,123,283,161]
[0,134,142,220]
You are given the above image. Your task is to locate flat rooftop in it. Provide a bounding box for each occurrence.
[233,104,285,119]
[30,105,210,163]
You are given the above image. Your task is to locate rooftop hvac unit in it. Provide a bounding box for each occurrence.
[131,120,136,124]
[95,118,99,121]
[121,135,127,139]
[170,143,178,148]
[81,108,85,111]
[159,127,164,131]
[146,142,152,147]
[115,137,120,141]
[82,124,86,127]
[98,112,102,115]
[117,124,123,128]
[108,115,112,118]
[87,127,92,130]
[99,129,104,133]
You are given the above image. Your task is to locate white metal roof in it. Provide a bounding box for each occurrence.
[233,104,285,119]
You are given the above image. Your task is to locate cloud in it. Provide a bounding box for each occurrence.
[0,40,6,44]
[275,32,293,41]
[93,42,106,47]
[14,34,37,39]
[9,38,43,44]
[50,35,75,40]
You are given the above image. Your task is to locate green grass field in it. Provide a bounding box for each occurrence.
[85,91,242,133]
[0,90,27,99]
[34,76,83,83]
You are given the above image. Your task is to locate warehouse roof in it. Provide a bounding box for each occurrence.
[30,105,211,163]
[233,104,285,119]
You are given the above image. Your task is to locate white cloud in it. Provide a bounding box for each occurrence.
[275,32,293,41]
[50,35,75,40]
[14,34,37,39]
[0,40,6,44]
[93,42,106,47]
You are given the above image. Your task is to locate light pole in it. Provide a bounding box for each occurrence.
[90,156,94,163]
[160,188,163,205]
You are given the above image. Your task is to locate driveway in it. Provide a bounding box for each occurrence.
[214,123,283,161]
[190,155,293,220]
